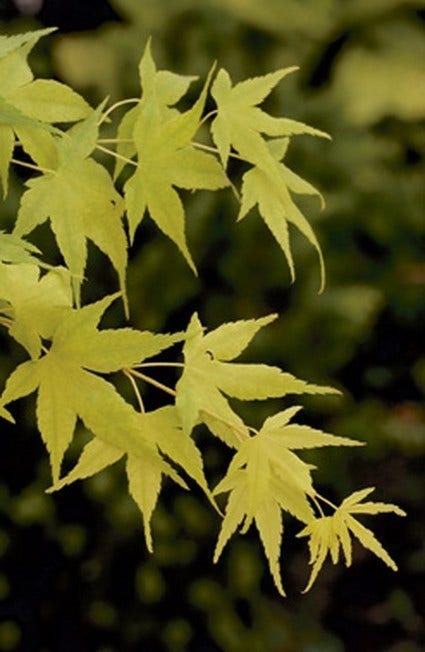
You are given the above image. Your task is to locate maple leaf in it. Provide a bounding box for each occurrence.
[175,313,338,447]
[123,42,229,272]
[0,263,72,359]
[0,231,44,266]
[47,406,213,550]
[13,107,129,310]
[210,67,330,169]
[212,407,361,594]
[297,488,406,592]
[0,294,183,483]
[238,137,326,291]
[113,41,197,180]
[47,409,185,551]
[0,29,91,196]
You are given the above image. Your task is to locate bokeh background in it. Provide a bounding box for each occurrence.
[0,1,424,650]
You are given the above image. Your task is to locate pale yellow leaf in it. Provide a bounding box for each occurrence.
[9,79,91,123]
[345,514,399,571]
[213,481,247,562]
[202,314,277,361]
[36,355,78,483]
[255,498,285,595]
[126,453,162,552]
[47,437,123,493]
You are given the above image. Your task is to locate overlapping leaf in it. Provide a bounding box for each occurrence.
[238,138,326,290]
[213,407,361,594]
[114,40,197,180]
[47,405,213,550]
[14,107,128,309]
[0,29,406,595]
[0,231,44,266]
[123,42,229,271]
[176,313,339,448]
[47,407,191,551]
[297,488,406,592]
[211,69,329,290]
[0,294,183,482]
[0,29,90,196]
[210,67,329,168]
[0,263,72,358]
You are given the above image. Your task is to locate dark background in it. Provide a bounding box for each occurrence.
[0,1,424,650]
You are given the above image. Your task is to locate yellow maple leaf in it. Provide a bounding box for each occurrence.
[297,488,406,592]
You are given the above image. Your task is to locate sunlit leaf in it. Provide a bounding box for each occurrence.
[123,42,229,270]
[14,108,128,310]
[176,313,337,446]
[0,295,182,482]
[298,488,406,591]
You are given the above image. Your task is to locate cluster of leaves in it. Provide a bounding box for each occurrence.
[0,28,405,595]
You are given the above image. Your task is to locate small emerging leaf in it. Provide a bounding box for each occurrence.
[298,488,406,591]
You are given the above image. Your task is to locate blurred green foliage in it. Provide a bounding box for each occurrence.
[1,0,424,650]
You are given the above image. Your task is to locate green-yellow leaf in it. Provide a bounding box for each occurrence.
[141,406,214,506]
[213,454,288,595]
[297,489,406,591]
[0,231,42,265]
[269,474,314,524]
[114,104,138,180]
[176,313,336,443]
[138,40,197,108]
[0,295,183,482]
[0,97,57,196]
[47,437,123,493]
[0,28,55,92]
[213,477,247,562]
[0,124,14,197]
[260,414,363,450]
[126,453,163,552]
[36,354,78,482]
[340,487,406,517]
[0,263,72,358]
[48,408,189,551]
[8,79,91,123]
[14,123,128,309]
[126,443,187,552]
[211,67,329,168]
[201,313,277,361]
[0,28,55,55]
[212,399,368,594]
[238,138,326,291]
[13,124,58,171]
[255,498,285,595]
[124,45,229,271]
[208,361,336,401]
[0,29,88,197]
[57,101,106,165]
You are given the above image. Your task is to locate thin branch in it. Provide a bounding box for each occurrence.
[95,144,137,168]
[133,362,185,369]
[11,158,54,175]
[97,138,134,144]
[123,369,145,413]
[199,109,218,127]
[127,368,176,397]
[191,141,246,163]
[98,98,141,126]
[310,493,325,518]
[200,407,250,442]
[314,491,338,513]
[127,368,250,442]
